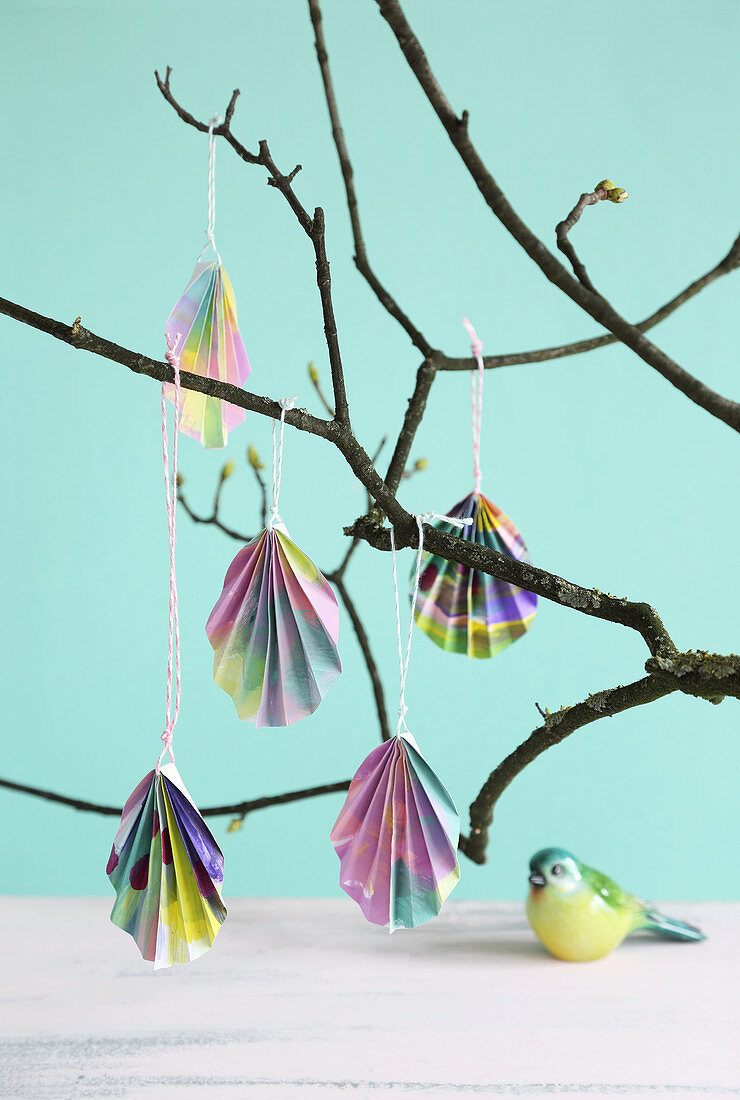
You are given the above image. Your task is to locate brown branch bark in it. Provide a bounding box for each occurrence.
[329,575,392,741]
[0,290,685,657]
[459,675,679,864]
[384,359,436,495]
[0,775,350,820]
[555,187,608,293]
[373,0,740,433]
[307,0,435,360]
[347,515,676,658]
[435,232,740,368]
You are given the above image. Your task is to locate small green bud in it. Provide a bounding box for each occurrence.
[226,816,244,834]
[220,459,236,482]
[176,473,185,488]
[414,457,428,472]
[247,445,264,471]
[308,361,319,384]
[595,179,629,203]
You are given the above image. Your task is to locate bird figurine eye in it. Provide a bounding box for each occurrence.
[551,863,563,876]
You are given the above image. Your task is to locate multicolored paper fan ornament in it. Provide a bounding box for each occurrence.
[206,398,341,726]
[165,114,250,448]
[107,337,226,967]
[414,319,537,658]
[332,515,461,931]
[107,763,226,969]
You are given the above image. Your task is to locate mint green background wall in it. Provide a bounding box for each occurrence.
[2,0,738,900]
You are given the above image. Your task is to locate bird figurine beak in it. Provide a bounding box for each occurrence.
[528,872,546,887]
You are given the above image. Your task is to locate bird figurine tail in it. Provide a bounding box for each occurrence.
[637,908,706,942]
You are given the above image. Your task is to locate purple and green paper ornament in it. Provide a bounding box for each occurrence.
[414,319,537,658]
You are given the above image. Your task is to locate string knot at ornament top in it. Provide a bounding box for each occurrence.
[267,396,297,531]
[331,512,463,932]
[413,318,538,659]
[106,332,227,968]
[165,111,251,448]
[206,396,341,727]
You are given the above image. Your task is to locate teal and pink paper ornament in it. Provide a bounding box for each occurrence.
[332,515,461,930]
[107,337,227,967]
[414,319,537,658]
[206,398,342,726]
[166,115,250,448]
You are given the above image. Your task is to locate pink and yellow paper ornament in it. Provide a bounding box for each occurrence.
[165,115,250,448]
[332,515,461,930]
[414,319,537,658]
[206,398,341,726]
[107,338,227,967]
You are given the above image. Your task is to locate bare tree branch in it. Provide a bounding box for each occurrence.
[328,574,392,741]
[373,0,740,434]
[459,675,679,864]
[0,292,689,666]
[555,185,610,292]
[460,652,740,863]
[384,359,436,494]
[0,775,350,821]
[347,515,677,658]
[434,232,740,369]
[307,0,435,360]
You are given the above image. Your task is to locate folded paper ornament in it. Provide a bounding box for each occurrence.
[414,490,537,658]
[331,731,460,930]
[107,763,226,968]
[206,523,341,727]
[165,258,250,448]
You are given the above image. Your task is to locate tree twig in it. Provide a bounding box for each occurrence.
[459,674,679,864]
[0,775,350,821]
[555,185,609,292]
[373,0,740,434]
[433,231,740,368]
[307,0,435,360]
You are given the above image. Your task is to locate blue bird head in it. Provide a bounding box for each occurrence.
[528,847,582,894]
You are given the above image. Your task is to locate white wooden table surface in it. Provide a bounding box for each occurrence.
[1,898,738,1099]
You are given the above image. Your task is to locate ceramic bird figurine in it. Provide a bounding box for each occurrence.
[526,847,705,962]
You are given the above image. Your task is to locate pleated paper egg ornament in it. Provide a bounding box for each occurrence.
[165,259,250,448]
[107,764,226,969]
[331,732,460,930]
[206,399,341,727]
[414,491,537,658]
[206,523,342,726]
[165,114,250,448]
[331,516,461,931]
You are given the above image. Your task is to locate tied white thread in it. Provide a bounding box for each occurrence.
[390,511,472,739]
[158,333,183,771]
[268,396,297,529]
[462,317,485,495]
[199,114,223,265]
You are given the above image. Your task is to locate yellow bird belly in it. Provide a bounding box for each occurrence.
[526,888,636,961]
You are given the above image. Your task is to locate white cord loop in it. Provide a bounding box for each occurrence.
[462,317,485,496]
[390,511,471,739]
[199,113,224,265]
[268,396,297,530]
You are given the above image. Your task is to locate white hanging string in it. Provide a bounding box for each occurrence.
[157,332,183,772]
[268,396,297,530]
[462,317,485,495]
[198,114,223,265]
[390,511,471,739]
